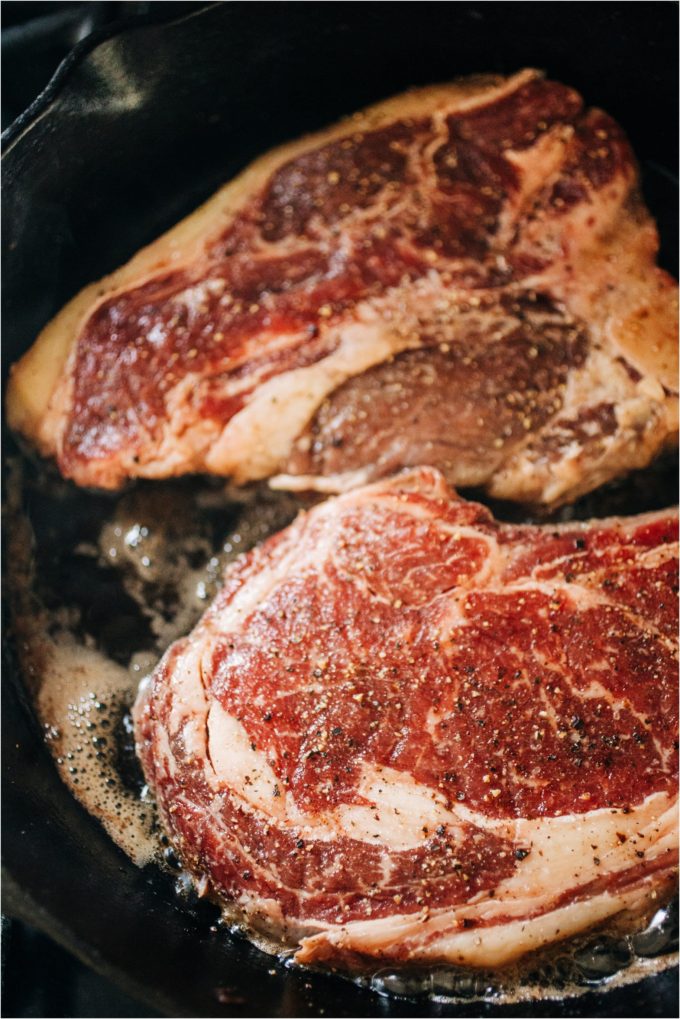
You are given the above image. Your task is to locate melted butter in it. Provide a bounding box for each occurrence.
[361,905,678,1005]
[8,495,156,864]
[35,635,156,866]
[7,461,304,869]
[5,458,677,1004]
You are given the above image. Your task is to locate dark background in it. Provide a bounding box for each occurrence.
[2,2,678,1018]
[1,1,202,132]
[3,8,185,1016]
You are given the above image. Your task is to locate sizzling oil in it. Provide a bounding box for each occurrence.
[7,460,304,866]
[6,455,678,1006]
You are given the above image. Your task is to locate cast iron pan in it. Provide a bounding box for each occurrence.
[2,3,678,1016]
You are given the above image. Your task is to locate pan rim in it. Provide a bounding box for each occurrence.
[1,1,220,152]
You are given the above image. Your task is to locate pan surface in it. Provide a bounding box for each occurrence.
[3,3,678,1016]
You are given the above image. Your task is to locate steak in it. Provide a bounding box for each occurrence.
[8,69,677,507]
[134,468,678,968]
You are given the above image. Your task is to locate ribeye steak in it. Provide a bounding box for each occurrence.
[8,70,677,506]
[134,468,678,968]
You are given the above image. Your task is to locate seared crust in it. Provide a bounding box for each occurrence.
[7,69,678,504]
[6,72,523,446]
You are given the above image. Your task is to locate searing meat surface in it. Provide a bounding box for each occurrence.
[8,70,677,506]
[134,468,678,968]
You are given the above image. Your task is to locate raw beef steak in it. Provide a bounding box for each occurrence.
[8,70,677,506]
[134,468,678,968]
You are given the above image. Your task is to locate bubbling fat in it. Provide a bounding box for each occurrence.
[7,461,304,868]
[6,459,678,1005]
[30,636,157,866]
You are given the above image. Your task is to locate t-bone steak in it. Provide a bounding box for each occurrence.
[133,468,678,968]
[8,69,678,507]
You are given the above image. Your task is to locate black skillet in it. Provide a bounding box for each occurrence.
[2,3,678,1016]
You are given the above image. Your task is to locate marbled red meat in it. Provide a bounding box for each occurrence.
[9,70,677,506]
[134,468,678,967]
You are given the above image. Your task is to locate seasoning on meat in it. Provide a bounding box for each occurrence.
[7,70,677,506]
[134,468,678,968]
